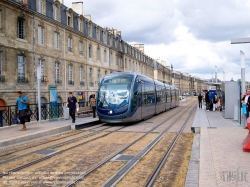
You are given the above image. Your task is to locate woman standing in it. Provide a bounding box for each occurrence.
[90,94,96,118]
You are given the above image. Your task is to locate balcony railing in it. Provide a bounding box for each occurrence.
[17,77,29,83]
[68,80,74,85]
[89,82,94,87]
[68,47,72,52]
[0,75,5,82]
[41,76,48,84]
[55,79,61,84]
[80,81,85,86]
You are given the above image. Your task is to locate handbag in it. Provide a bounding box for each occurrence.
[25,108,32,116]
[242,104,247,115]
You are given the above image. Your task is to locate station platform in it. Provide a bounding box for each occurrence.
[0,116,99,148]
[185,106,250,187]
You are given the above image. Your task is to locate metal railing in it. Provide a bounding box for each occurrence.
[17,77,29,83]
[0,101,89,127]
[68,80,74,85]
[0,75,5,82]
[55,79,61,84]
[80,81,85,86]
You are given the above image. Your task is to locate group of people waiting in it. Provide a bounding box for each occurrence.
[198,92,222,111]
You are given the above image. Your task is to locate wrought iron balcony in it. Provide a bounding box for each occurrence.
[17,77,29,83]
[68,47,72,52]
[68,80,74,85]
[80,81,85,86]
[0,75,5,82]
[55,79,61,84]
[41,76,49,83]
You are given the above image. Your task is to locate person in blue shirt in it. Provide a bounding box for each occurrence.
[67,92,78,123]
[16,91,29,131]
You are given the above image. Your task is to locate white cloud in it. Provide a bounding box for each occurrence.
[64,0,250,81]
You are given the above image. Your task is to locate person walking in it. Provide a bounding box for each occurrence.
[212,94,218,111]
[89,94,96,118]
[241,89,250,129]
[205,92,210,111]
[67,92,78,123]
[16,91,29,131]
[198,93,203,108]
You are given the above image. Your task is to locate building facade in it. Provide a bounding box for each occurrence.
[0,0,210,110]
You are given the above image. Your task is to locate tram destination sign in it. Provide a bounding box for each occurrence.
[105,77,132,83]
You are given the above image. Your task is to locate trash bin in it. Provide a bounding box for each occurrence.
[63,107,69,120]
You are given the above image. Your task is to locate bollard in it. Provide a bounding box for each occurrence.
[242,117,250,152]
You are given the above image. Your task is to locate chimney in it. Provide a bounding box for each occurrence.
[84,14,91,21]
[58,0,64,4]
[72,1,83,15]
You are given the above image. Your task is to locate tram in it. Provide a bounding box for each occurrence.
[96,72,179,123]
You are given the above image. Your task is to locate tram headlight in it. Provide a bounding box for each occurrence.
[108,110,113,114]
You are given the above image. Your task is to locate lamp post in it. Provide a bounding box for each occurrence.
[231,37,248,97]
[37,65,41,124]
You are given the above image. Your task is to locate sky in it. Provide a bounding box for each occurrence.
[64,0,250,81]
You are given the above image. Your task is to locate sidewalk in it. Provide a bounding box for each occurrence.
[0,117,99,148]
[185,106,250,187]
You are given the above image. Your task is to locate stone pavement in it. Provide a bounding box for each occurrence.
[0,116,99,148]
[185,106,250,187]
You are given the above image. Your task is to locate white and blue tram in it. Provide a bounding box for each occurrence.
[96,72,179,123]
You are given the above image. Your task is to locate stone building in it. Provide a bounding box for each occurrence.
[0,0,156,107]
[0,0,209,111]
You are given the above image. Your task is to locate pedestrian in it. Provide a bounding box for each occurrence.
[241,89,250,129]
[198,93,203,108]
[89,94,93,105]
[16,91,29,131]
[217,97,221,111]
[212,94,218,111]
[89,94,96,118]
[67,92,78,123]
[205,92,210,111]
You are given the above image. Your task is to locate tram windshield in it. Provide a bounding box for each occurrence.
[97,77,132,109]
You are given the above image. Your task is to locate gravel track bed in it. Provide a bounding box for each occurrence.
[116,133,177,187]
[0,132,143,186]
[0,131,91,162]
[0,130,81,155]
[153,133,194,187]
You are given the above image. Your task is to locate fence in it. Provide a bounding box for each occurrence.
[0,101,89,127]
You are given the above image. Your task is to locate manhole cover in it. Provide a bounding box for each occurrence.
[111,154,134,162]
[36,149,59,155]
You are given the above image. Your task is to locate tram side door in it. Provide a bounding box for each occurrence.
[141,82,147,119]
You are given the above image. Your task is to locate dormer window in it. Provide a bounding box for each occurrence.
[66,8,74,27]
[52,1,61,22]
[67,16,71,26]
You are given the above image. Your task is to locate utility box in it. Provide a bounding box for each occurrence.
[221,81,239,119]
[63,107,69,120]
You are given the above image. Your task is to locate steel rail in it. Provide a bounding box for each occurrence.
[0,125,116,166]
[144,106,196,187]
[66,103,194,187]
[101,104,196,187]
[0,123,103,157]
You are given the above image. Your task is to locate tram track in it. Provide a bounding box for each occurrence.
[67,102,196,187]
[0,100,195,186]
[0,123,104,158]
[144,104,195,187]
[0,124,121,167]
